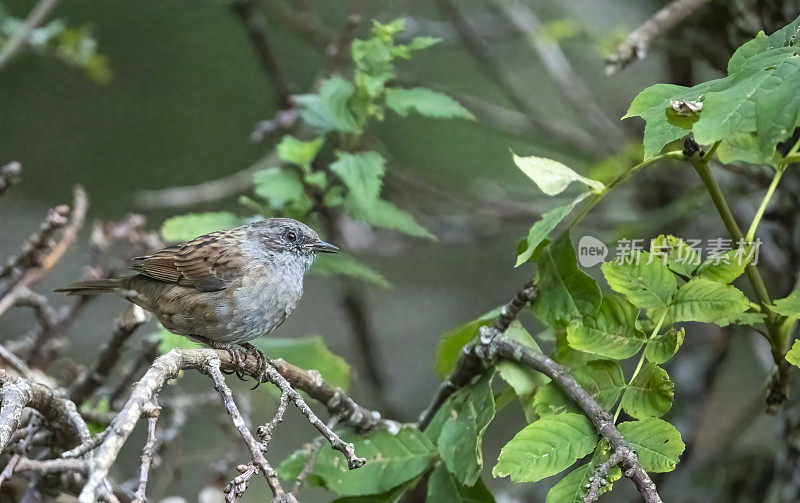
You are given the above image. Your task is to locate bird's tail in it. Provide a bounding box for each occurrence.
[55,278,124,296]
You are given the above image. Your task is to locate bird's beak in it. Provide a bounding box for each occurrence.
[308,240,339,253]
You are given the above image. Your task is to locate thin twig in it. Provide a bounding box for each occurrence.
[203,358,294,502]
[0,0,62,70]
[132,400,161,503]
[584,449,625,503]
[606,0,711,74]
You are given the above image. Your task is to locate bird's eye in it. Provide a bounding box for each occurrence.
[285,230,297,242]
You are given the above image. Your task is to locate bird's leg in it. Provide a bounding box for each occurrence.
[208,341,248,380]
[240,342,268,390]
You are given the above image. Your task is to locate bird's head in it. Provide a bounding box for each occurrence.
[247,218,338,269]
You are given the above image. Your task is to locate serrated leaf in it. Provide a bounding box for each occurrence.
[492,412,598,483]
[532,360,624,417]
[545,440,621,503]
[429,374,495,486]
[618,418,685,472]
[303,426,437,496]
[427,463,495,503]
[664,278,750,323]
[620,363,674,419]
[727,15,800,73]
[296,76,362,134]
[331,151,386,205]
[644,327,685,364]
[714,311,767,327]
[694,248,750,284]
[773,289,800,318]
[385,87,474,120]
[602,252,678,310]
[346,198,434,239]
[786,340,800,368]
[312,253,389,288]
[651,235,700,277]
[276,135,324,168]
[160,211,241,242]
[254,336,350,391]
[516,194,588,267]
[566,295,646,359]
[513,153,604,195]
[253,167,305,209]
[532,235,602,328]
[435,310,500,378]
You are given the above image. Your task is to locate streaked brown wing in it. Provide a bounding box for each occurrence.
[130,231,243,292]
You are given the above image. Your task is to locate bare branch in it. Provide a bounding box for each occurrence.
[584,449,625,503]
[132,400,160,503]
[490,0,625,144]
[433,0,603,154]
[229,0,292,107]
[70,305,151,404]
[0,370,90,451]
[0,381,32,452]
[606,0,711,74]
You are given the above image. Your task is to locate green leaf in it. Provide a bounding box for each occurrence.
[492,412,598,483]
[385,87,474,120]
[296,76,362,134]
[435,310,500,378]
[513,153,604,195]
[427,463,495,503]
[714,311,767,327]
[253,167,305,209]
[602,252,678,310]
[566,295,646,360]
[651,235,700,277]
[665,278,750,323]
[623,83,708,160]
[346,198,434,240]
[533,360,624,417]
[276,136,324,168]
[254,336,350,391]
[312,253,389,288]
[407,36,441,51]
[156,325,200,354]
[532,235,602,328]
[620,363,674,419]
[773,289,800,318]
[306,426,437,496]
[644,327,685,364]
[496,322,547,397]
[160,211,241,242]
[331,151,386,205]
[617,418,685,472]
[516,193,588,267]
[717,133,780,166]
[430,374,496,486]
[331,482,413,503]
[786,340,800,368]
[728,15,800,73]
[694,248,750,284]
[545,440,621,503]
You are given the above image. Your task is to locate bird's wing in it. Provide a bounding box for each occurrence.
[130,231,244,292]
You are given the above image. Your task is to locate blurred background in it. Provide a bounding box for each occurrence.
[1,0,799,501]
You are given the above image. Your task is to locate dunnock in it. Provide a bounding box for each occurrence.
[57,218,338,377]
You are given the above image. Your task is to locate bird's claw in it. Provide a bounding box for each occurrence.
[241,343,268,390]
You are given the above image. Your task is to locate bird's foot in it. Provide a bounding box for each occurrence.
[241,342,269,390]
[210,341,248,380]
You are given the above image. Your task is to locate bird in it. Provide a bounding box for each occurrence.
[56,217,338,379]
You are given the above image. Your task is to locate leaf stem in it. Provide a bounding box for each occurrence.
[745,166,785,242]
[689,144,778,348]
[613,311,667,423]
[566,151,684,232]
